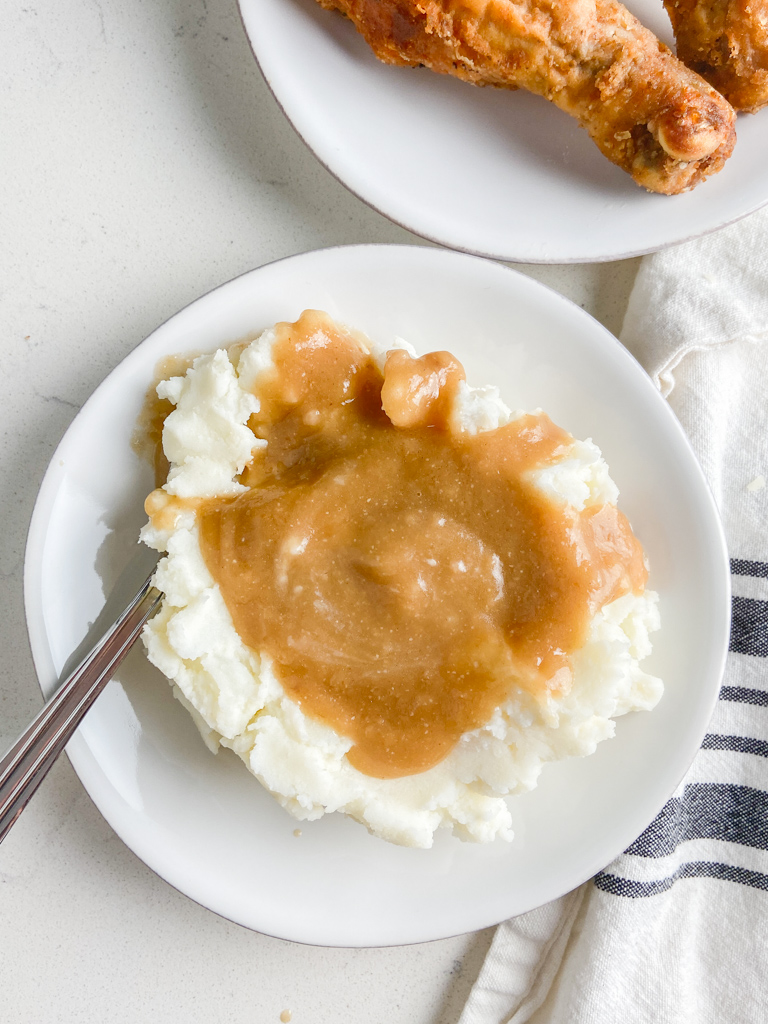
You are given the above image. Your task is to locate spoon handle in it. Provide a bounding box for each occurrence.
[0,575,162,844]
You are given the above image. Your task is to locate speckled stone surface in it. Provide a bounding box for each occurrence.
[1,1,640,1021]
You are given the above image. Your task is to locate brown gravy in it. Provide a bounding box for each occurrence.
[185,311,647,780]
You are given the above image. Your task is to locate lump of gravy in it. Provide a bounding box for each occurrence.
[184,312,647,780]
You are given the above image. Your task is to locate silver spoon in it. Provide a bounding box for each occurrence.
[0,571,161,844]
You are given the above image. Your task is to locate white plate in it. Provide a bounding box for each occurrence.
[25,245,729,946]
[240,0,768,263]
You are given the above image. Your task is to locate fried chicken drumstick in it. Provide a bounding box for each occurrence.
[664,0,768,112]
[317,0,736,194]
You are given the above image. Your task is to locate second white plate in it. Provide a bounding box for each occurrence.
[241,0,768,262]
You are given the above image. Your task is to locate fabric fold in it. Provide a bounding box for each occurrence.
[622,208,768,395]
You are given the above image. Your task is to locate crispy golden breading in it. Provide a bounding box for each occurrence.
[665,0,768,112]
[317,0,736,194]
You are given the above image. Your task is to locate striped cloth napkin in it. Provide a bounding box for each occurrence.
[459,208,768,1024]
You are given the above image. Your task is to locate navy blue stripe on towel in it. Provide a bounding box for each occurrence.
[720,686,768,706]
[730,596,768,657]
[731,559,768,578]
[625,784,768,859]
[701,734,768,758]
[595,862,768,897]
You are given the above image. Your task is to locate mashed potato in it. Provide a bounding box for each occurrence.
[140,317,662,849]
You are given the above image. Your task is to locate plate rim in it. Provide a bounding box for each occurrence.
[22,243,732,945]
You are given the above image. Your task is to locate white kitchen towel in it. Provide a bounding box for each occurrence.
[459,207,768,1024]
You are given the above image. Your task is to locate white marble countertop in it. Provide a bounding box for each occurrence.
[1,1,640,1021]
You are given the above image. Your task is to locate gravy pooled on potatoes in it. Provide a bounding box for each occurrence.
[189,311,647,779]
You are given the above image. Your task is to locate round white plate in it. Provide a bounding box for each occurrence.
[240,0,768,263]
[25,245,729,946]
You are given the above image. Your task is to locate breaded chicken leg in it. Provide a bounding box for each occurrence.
[317,0,736,194]
[664,0,768,112]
